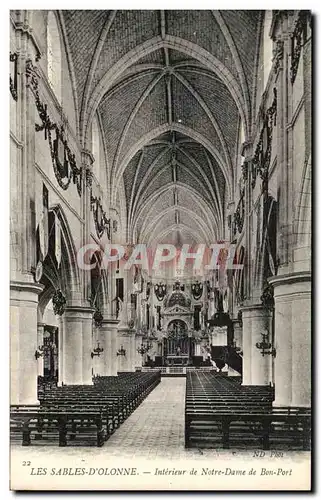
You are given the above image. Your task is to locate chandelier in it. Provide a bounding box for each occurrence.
[137,342,152,356]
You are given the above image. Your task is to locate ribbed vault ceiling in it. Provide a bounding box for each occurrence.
[62,9,262,245]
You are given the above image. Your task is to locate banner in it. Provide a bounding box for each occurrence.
[55,212,61,268]
[39,183,49,260]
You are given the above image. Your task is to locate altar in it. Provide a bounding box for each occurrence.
[165,355,190,366]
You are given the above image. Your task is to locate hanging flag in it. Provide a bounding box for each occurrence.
[55,212,61,268]
[266,236,276,276]
[39,183,49,260]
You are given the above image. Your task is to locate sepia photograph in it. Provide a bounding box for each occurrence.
[9,8,312,492]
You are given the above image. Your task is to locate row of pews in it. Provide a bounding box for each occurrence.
[10,371,161,447]
[185,371,311,450]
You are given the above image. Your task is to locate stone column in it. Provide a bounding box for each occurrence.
[135,333,144,369]
[37,322,45,377]
[249,306,271,386]
[241,305,271,386]
[291,276,311,407]
[194,341,201,356]
[57,316,64,386]
[129,332,137,371]
[117,329,133,372]
[99,319,119,376]
[81,150,95,305]
[82,307,94,385]
[270,272,311,407]
[62,306,94,385]
[92,326,102,376]
[10,281,44,405]
[63,308,83,385]
[241,307,252,385]
[273,27,292,272]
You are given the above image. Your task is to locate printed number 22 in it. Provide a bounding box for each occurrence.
[22,461,31,466]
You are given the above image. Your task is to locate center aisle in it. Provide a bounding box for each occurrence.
[106,377,186,458]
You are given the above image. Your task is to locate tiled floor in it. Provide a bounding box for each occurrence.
[105,377,187,458]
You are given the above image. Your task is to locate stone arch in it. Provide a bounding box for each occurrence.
[82,36,250,148]
[111,123,232,206]
[37,206,81,321]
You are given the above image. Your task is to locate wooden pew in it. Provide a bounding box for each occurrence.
[11,371,161,447]
[10,405,106,447]
[184,371,310,450]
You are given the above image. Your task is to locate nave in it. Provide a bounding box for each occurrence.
[10,9,312,477]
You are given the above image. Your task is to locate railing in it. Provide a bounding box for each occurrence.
[186,366,215,372]
[140,366,216,375]
[140,367,167,374]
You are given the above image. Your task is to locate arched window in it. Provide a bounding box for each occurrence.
[47,12,62,103]
[92,115,101,183]
[263,11,273,90]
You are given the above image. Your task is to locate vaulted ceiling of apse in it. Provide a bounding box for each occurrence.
[62,10,261,245]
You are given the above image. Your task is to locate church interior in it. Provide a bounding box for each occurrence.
[10,10,311,454]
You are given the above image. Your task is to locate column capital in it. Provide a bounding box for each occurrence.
[64,305,95,319]
[10,280,44,294]
[241,140,253,159]
[81,148,95,166]
[240,303,272,319]
[269,271,311,299]
[239,302,265,312]
[268,271,311,287]
[101,318,120,327]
